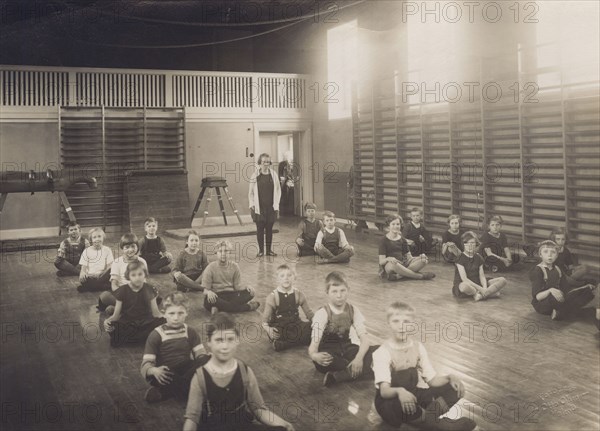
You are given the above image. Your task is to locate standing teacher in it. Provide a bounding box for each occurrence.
[249,153,281,257]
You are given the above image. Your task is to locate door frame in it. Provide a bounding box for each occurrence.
[253,122,313,216]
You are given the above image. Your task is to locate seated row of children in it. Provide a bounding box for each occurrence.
[102,258,479,431]
[53,214,597,430]
[296,204,355,263]
[54,219,479,430]
[441,214,520,272]
[377,213,513,284]
[296,205,432,264]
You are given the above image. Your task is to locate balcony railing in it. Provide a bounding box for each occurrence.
[0,65,309,113]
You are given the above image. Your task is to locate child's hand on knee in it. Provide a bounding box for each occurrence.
[103,318,114,332]
[311,352,333,367]
[397,388,417,415]
[205,290,218,304]
[549,288,565,302]
[448,374,465,398]
[348,358,363,378]
[246,286,255,296]
[150,366,174,385]
[266,327,280,340]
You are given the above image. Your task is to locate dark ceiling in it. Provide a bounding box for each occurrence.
[0,1,401,72]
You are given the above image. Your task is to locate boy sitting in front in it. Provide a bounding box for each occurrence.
[141,292,210,403]
[54,221,89,276]
[530,240,596,321]
[314,211,355,264]
[262,264,314,351]
[402,207,436,256]
[296,202,323,256]
[372,301,477,431]
[309,271,378,387]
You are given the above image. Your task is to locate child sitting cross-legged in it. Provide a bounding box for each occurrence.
[203,240,259,314]
[295,202,323,257]
[183,313,294,431]
[372,302,478,431]
[309,271,379,387]
[262,264,314,351]
[54,221,89,276]
[402,208,437,256]
[441,215,464,264]
[77,227,113,292]
[314,211,355,264]
[550,227,599,284]
[378,214,435,281]
[98,232,149,313]
[173,230,209,292]
[103,261,166,347]
[530,240,596,321]
[479,215,520,272]
[453,231,507,301]
[139,217,173,274]
[141,292,210,403]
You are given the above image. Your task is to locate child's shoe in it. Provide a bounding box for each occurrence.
[247,301,260,312]
[436,416,478,431]
[323,371,336,387]
[272,339,286,352]
[473,293,483,302]
[421,272,436,280]
[387,273,403,281]
[367,402,383,425]
[144,387,163,403]
[97,297,107,312]
[378,266,386,280]
[317,258,330,264]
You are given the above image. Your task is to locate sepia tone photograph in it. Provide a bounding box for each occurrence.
[0,1,598,430]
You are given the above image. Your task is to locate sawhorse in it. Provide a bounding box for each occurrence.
[190,177,243,226]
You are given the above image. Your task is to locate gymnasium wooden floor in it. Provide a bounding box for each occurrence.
[1,218,599,431]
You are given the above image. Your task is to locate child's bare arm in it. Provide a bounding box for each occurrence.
[104,301,123,332]
[110,301,122,321]
[299,294,314,321]
[57,241,66,258]
[479,266,488,289]
[79,264,89,281]
[297,221,305,240]
[150,298,162,318]
[379,381,408,398]
[110,279,120,292]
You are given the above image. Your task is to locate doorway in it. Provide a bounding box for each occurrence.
[256,129,310,217]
